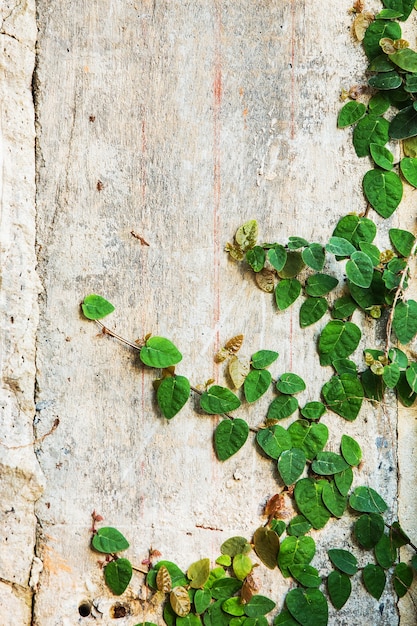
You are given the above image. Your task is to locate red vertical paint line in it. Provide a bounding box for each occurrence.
[290,0,296,140]
[139,112,147,520]
[213,0,222,370]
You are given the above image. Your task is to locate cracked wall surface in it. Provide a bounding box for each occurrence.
[1,1,416,624]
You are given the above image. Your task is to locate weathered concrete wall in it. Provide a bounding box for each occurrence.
[1,0,416,624]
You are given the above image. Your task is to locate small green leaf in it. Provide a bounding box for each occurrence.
[305,274,338,297]
[268,245,287,272]
[233,554,253,581]
[211,578,242,600]
[341,434,362,466]
[267,395,298,421]
[363,169,403,218]
[256,425,292,459]
[300,401,326,420]
[334,467,354,496]
[382,362,401,388]
[389,347,409,369]
[368,93,390,116]
[406,362,417,392]
[389,228,416,257]
[214,419,249,461]
[176,615,202,626]
[287,515,313,538]
[246,246,266,272]
[389,105,417,140]
[288,564,321,588]
[349,487,388,514]
[220,537,251,558]
[276,373,306,394]
[353,116,389,157]
[222,597,245,617]
[244,595,276,617]
[311,452,349,476]
[288,236,309,249]
[375,533,397,568]
[390,521,411,548]
[253,527,280,570]
[346,251,374,288]
[393,563,414,597]
[82,294,115,320]
[390,48,417,72]
[299,297,327,328]
[368,71,402,90]
[322,481,348,517]
[277,251,305,279]
[362,20,401,60]
[273,610,300,625]
[275,279,302,310]
[397,371,417,406]
[244,369,272,403]
[104,558,132,595]
[319,321,361,366]
[278,448,306,485]
[326,236,356,257]
[355,513,385,549]
[332,296,357,320]
[400,157,417,187]
[140,337,182,368]
[332,358,357,376]
[287,420,329,460]
[358,241,381,266]
[286,588,328,626]
[393,300,417,343]
[328,549,358,575]
[92,527,129,554]
[322,374,364,421]
[332,214,376,247]
[302,243,325,271]
[370,143,394,170]
[381,0,414,21]
[251,350,279,369]
[363,564,386,600]
[337,101,366,128]
[188,558,210,589]
[278,536,316,578]
[294,478,331,530]
[200,386,241,414]
[157,375,190,419]
[405,73,417,93]
[327,571,351,610]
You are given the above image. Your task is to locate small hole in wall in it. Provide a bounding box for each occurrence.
[78,601,92,617]
[110,602,129,618]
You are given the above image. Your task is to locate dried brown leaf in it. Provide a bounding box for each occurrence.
[225,334,244,354]
[170,586,191,617]
[255,268,275,293]
[228,355,250,389]
[156,565,172,593]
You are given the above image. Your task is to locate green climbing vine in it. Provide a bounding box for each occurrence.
[81,2,417,624]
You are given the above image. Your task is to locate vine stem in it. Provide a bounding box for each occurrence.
[384,239,417,357]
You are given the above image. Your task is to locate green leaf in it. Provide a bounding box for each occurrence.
[222,597,245,616]
[326,236,356,257]
[302,244,325,271]
[334,467,353,496]
[104,558,132,595]
[287,420,328,460]
[268,245,287,272]
[322,481,348,517]
[270,520,286,536]
[200,386,241,415]
[327,571,351,610]
[233,554,253,581]
[368,92,390,116]
[332,358,357,376]
[82,294,115,320]
[390,48,417,72]
[405,73,417,93]
[140,337,182,368]
[244,595,276,617]
[375,533,397,568]
[397,371,417,406]
[267,395,298,420]
[349,270,387,310]
[337,101,366,128]
[311,452,349,476]
[332,215,376,247]
[278,536,316,578]
[371,142,394,171]
[393,563,414,597]
[287,515,313,537]
[253,527,280,570]
[382,362,401,388]
[381,0,415,20]
[286,588,328,626]
[322,374,364,421]
[389,105,417,140]
[244,369,272,403]
[393,300,417,343]
[368,71,402,90]
[203,600,231,626]
[390,521,411,548]
[288,564,321,588]
[400,157,417,187]
[246,246,266,272]
[188,559,210,589]
[389,228,416,257]
[332,296,357,320]
[194,589,212,614]
[294,478,331,529]
[363,169,403,218]
[328,549,358,575]
[276,373,306,394]
[275,279,302,310]
[406,362,417,392]
[220,537,251,558]
[273,611,300,626]
[300,401,326,420]
[361,368,386,402]
[358,241,381,266]
[156,375,190,419]
[319,321,361,366]
[256,425,292,459]
[349,487,388,514]
[341,434,362,466]
[362,19,401,60]
[355,513,385,549]
[278,448,306,485]
[251,350,279,369]
[277,251,305,279]
[176,616,202,626]
[389,347,409,369]
[92,527,129,554]
[214,419,249,461]
[211,578,242,600]
[299,297,327,328]
[288,236,309,249]
[346,251,374,288]
[305,274,338,297]
[362,564,386,600]
[353,116,389,157]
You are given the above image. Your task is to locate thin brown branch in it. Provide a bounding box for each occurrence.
[0,418,59,450]
[95,320,144,350]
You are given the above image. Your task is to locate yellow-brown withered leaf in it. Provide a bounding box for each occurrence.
[235,220,258,251]
[225,334,244,354]
[156,565,172,593]
[241,571,261,604]
[214,347,230,363]
[187,558,210,589]
[352,12,373,41]
[255,268,275,293]
[170,586,191,617]
[228,355,250,389]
